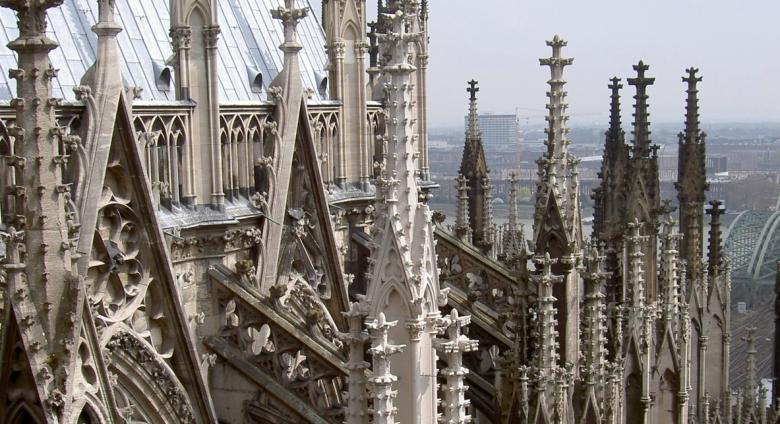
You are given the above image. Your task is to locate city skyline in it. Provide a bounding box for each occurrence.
[310,0,780,128]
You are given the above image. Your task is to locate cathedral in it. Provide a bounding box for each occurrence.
[0,0,776,423]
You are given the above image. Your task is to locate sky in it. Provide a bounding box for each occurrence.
[309,0,780,129]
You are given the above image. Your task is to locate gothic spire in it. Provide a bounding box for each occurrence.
[466,79,480,141]
[501,173,527,270]
[592,77,624,240]
[624,61,661,300]
[677,67,708,287]
[683,67,704,144]
[593,77,630,309]
[459,79,492,254]
[533,35,582,369]
[539,35,573,161]
[460,79,485,175]
[627,61,655,158]
[364,7,446,423]
[533,35,581,254]
[0,0,83,419]
[608,77,623,143]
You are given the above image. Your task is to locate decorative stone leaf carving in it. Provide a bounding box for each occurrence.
[246,324,274,355]
[225,299,240,328]
[280,350,309,383]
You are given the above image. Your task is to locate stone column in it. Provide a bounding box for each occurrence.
[328,40,347,187]
[203,25,223,208]
[678,307,692,423]
[171,26,193,99]
[170,26,197,205]
[698,335,708,418]
[416,53,430,181]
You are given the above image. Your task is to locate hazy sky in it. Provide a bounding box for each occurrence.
[310,0,780,128]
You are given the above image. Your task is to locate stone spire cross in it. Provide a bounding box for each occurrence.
[627,61,656,158]
[467,79,479,100]
[272,0,309,55]
[465,79,481,145]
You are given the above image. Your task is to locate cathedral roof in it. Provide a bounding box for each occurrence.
[0,0,328,102]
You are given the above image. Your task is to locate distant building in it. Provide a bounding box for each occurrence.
[463,113,519,152]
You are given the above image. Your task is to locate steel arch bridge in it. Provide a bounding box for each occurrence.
[724,210,780,284]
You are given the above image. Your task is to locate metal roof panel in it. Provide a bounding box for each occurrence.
[0,0,328,103]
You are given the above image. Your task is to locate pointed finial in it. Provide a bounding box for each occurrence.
[540,35,573,70]
[1,0,64,38]
[682,67,704,144]
[608,77,623,135]
[627,61,656,157]
[271,0,309,54]
[628,61,655,90]
[97,0,117,24]
[683,67,703,85]
[467,79,479,101]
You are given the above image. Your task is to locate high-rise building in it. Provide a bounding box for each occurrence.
[463,113,519,152]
